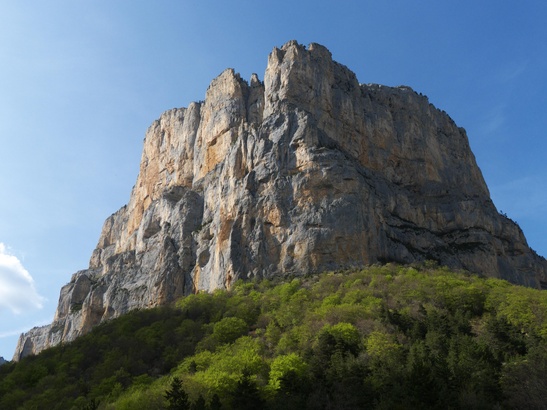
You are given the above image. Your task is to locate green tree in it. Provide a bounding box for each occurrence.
[231,370,265,410]
[501,345,547,409]
[165,377,190,410]
[80,398,100,410]
[212,317,248,345]
[191,394,207,410]
[315,323,361,364]
[209,394,222,410]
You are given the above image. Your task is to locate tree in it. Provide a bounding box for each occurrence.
[501,346,547,409]
[209,394,222,410]
[164,377,190,410]
[80,398,100,410]
[268,353,308,390]
[191,394,207,410]
[231,370,264,410]
[212,317,248,345]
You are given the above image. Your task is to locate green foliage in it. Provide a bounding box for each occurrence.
[106,381,166,410]
[181,336,266,404]
[165,377,190,409]
[365,330,402,363]
[211,317,248,345]
[230,369,265,409]
[268,353,307,391]
[500,344,547,409]
[3,263,547,409]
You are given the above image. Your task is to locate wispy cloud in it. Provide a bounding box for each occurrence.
[496,60,528,84]
[478,104,506,135]
[477,60,529,137]
[0,243,45,315]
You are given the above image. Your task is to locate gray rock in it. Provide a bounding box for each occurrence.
[13,40,547,360]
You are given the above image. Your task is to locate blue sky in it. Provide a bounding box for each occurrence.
[1,1,546,359]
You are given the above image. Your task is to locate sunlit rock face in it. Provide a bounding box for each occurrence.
[14,40,547,360]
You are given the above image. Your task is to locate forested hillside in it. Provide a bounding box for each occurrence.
[2,264,547,409]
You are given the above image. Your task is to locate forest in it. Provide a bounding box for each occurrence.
[1,263,546,409]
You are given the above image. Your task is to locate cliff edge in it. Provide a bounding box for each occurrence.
[14,41,547,360]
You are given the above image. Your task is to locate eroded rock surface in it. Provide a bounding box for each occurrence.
[14,40,547,360]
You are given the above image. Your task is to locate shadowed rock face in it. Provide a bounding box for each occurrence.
[14,40,547,360]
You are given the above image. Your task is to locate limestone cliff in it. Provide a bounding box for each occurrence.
[14,41,547,360]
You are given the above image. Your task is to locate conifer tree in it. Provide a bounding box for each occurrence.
[164,377,190,410]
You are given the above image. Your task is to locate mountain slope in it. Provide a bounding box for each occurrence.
[3,265,547,409]
[14,41,547,360]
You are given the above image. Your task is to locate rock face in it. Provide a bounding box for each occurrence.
[14,40,547,360]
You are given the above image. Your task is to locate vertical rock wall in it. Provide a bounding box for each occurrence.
[14,41,547,360]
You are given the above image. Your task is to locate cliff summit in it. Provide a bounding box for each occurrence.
[14,41,547,360]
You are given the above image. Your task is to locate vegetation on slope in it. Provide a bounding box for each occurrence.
[1,263,547,409]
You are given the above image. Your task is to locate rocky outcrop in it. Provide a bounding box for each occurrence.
[14,40,547,360]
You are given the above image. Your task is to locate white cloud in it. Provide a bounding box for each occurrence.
[0,243,45,314]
